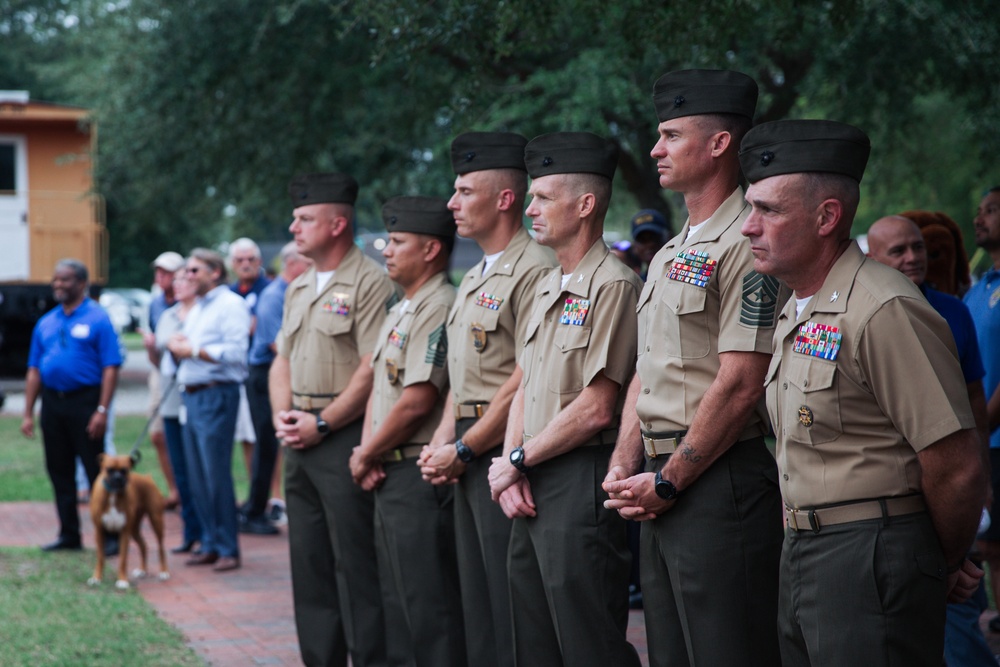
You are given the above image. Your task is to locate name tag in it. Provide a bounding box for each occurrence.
[70,323,91,339]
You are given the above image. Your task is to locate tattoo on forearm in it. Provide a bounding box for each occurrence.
[680,446,702,463]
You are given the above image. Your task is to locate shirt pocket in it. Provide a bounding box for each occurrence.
[661,282,710,359]
[785,357,842,445]
[547,325,592,395]
[316,314,356,373]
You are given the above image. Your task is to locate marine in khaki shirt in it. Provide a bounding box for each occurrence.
[487,132,643,667]
[604,69,785,667]
[350,195,466,667]
[740,119,984,667]
[418,131,554,667]
[269,173,396,667]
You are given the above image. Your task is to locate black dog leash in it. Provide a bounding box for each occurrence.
[127,375,177,463]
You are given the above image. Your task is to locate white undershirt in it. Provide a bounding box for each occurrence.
[686,220,707,241]
[482,251,504,277]
[795,295,812,319]
[315,270,335,292]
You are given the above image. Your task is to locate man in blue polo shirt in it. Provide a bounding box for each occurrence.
[21,259,123,552]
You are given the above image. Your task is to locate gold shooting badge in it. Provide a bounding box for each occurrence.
[470,323,487,352]
[385,358,399,384]
[798,405,814,428]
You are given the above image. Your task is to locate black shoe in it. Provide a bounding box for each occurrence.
[239,514,279,535]
[41,537,82,551]
[989,615,1000,634]
[104,536,120,557]
[171,540,199,554]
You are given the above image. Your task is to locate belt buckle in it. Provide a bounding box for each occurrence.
[643,435,678,457]
[787,507,821,533]
[383,449,404,463]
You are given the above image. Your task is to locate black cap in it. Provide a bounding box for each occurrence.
[451,132,528,174]
[631,209,668,241]
[289,173,359,206]
[653,69,758,123]
[739,120,871,184]
[382,196,456,239]
[524,132,618,180]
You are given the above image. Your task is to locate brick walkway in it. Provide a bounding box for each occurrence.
[0,501,650,666]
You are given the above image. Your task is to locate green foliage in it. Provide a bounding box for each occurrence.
[0,548,202,666]
[1,0,998,283]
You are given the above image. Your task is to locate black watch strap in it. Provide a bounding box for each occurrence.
[455,439,475,463]
[510,446,531,474]
[654,470,678,500]
[315,417,330,435]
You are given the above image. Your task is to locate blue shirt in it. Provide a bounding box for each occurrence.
[149,292,174,332]
[923,284,985,385]
[965,268,1000,448]
[177,285,251,386]
[248,276,287,366]
[230,272,271,315]
[28,298,123,392]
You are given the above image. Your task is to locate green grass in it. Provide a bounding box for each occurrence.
[0,414,257,666]
[0,415,251,502]
[0,548,202,667]
[121,331,144,351]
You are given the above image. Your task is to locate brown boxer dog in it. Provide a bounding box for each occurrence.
[88,453,170,589]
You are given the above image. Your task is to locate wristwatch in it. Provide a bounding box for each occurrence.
[654,470,679,501]
[455,439,475,463]
[315,417,331,436]
[509,446,531,474]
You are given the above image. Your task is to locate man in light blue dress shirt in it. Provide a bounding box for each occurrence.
[168,248,250,572]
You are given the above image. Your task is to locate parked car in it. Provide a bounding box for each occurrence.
[98,291,133,333]
[104,287,152,332]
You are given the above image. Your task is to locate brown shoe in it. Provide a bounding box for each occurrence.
[213,556,241,572]
[186,551,219,566]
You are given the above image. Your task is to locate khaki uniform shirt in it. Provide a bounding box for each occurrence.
[447,227,555,404]
[635,188,784,433]
[276,245,397,397]
[520,239,642,438]
[370,272,456,444]
[766,242,975,507]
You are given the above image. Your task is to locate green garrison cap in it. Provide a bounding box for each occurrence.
[382,196,456,239]
[739,120,871,183]
[289,173,359,206]
[451,132,528,174]
[524,132,618,180]
[653,69,758,122]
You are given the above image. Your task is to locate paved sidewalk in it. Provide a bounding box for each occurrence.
[1,501,650,666]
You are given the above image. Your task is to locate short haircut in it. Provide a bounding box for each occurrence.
[797,172,861,237]
[189,248,228,285]
[228,237,261,259]
[55,258,88,283]
[565,172,613,220]
[696,113,754,150]
[988,186,1000,195]
[490,168,529,207]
